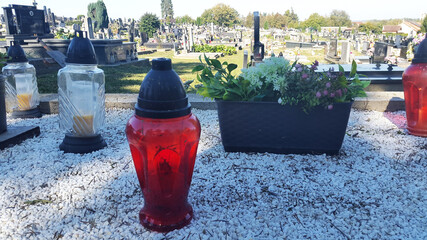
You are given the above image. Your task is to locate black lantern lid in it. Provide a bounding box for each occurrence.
[135,58,191,119]
[7,41,28,63]
[412,33,427,64]
[65,31,97,64]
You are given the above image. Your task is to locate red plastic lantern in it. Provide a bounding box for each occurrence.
[126,58,201,232]
[403,34,427,137]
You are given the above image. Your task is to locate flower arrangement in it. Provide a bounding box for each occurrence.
[193,55,370,112]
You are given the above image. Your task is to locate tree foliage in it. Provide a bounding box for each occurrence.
[284,8,299,28]
[87,0,109,32]
[175,15,194,25]
[358,21,382,34]
[329,9,352,27]
[139,13,160,38]
[161,0,174,25]
[200,4,239,27]
[422,15,427,33]
[302,13,329,31]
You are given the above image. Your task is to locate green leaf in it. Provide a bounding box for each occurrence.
[339,65,345,73]
[227,63,238,73]
[204,54,211,65]
[350,60,357,77]
[211,59,222,69]
[192,65,205,73]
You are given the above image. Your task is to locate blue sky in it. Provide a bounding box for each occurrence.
[4,0,427,21]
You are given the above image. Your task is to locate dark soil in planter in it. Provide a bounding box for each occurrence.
[216,100,353,155]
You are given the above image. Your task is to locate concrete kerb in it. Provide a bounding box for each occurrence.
[37,92,405,114]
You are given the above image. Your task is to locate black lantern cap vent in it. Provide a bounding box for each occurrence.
[7,41,28,63]
[65,31,97,64]
[412,33,427,64]
[135,58,191,119]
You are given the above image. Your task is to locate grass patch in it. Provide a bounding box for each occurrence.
[37,50,245,94]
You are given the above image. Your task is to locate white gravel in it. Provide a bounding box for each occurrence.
[0,108,426,239]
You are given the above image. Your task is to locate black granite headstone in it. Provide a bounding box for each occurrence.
[3,5,50,35]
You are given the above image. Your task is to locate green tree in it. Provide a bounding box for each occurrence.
[244,12,254,28]
[161,0,174,25]
[358,21,382,34]
[195,17,203,26]
[421,15,427,32]
[284,8,299,28]
[329,10,352,27]
[76,14,85,21]
[139,13,160,38]
[87,0,109,32]
[302,13,328,31]
[175,15,194,25]
[200,4,239,27]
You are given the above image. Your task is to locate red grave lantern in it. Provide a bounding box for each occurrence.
[403,34,427,137]
[125,58,201,232]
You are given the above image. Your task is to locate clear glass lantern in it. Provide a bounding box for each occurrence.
[58,31,106,153]
[2,41,41,118]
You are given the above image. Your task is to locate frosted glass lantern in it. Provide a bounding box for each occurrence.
[2,41,41,118]
[58,31,106,153]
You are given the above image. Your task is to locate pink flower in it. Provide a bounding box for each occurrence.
[326,82,331,88]
[302,73,308,79]
[323,90,328,96]
[330,93,335,98]
[328,104,333,110]
[316,91,322,98]
[336,89,342,97]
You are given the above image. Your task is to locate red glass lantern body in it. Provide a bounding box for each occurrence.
[126,113,201,232]
[403,63,427,137]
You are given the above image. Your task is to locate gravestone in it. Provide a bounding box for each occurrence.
[3,4,50,36]
[72,24,80,31]
[395,35,402,47]
[107,28,113,39]
[329,39,338,57]
[373,42,388,63]
[324,39,341,63]
[189,27,194,51]
[399,46,407,59]
[362,41,369,54]
[129,20,135,42]
[51,13,55,27]
[341,41,351,64]
[84,17,94,39]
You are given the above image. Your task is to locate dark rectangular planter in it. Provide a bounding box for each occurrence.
[216,100,353,155]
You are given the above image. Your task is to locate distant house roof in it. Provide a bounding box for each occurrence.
[382,25,402,33]
[401,20,421,32]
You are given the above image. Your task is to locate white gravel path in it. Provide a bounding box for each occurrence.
[0,108,426,239]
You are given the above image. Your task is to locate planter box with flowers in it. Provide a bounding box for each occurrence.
[193,56,370,154]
